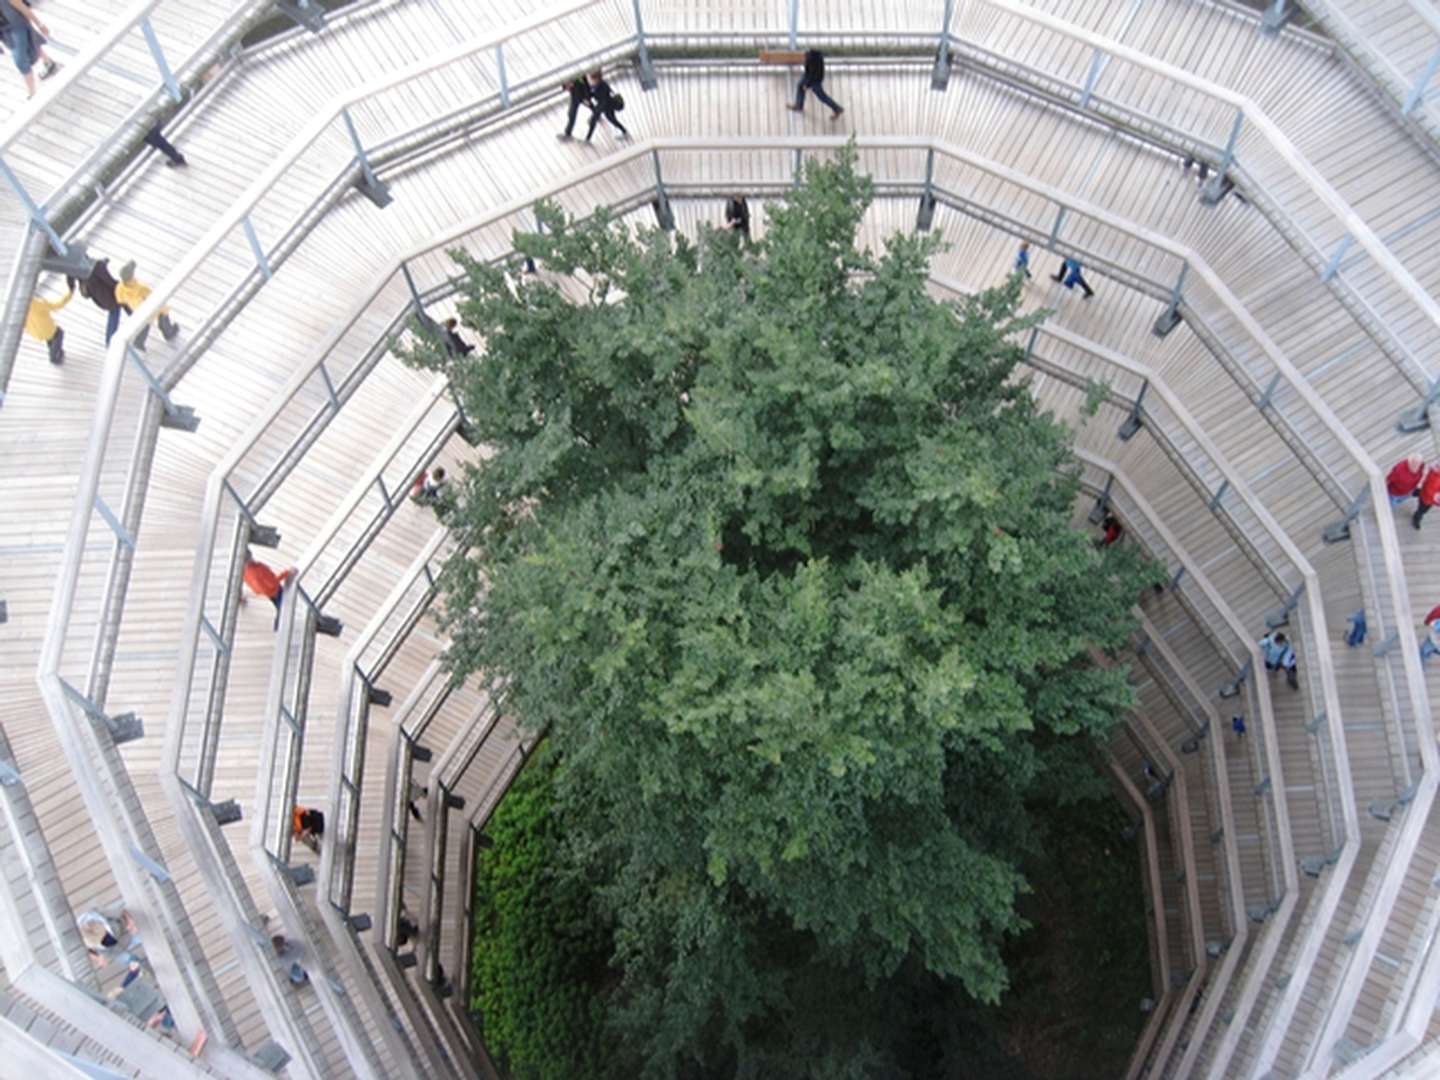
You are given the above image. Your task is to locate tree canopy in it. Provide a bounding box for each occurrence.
[403,146,1159,1076]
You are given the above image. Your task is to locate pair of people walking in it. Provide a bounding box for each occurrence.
[1386,453,1440,530]
[558,70,629,142]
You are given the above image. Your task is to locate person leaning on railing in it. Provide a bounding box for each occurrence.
[1,0,60,100]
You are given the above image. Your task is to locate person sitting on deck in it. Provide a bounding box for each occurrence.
[292,806,325,852]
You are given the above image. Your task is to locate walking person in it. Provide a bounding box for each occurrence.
[1094,512,1123,548]
[1050,256,1095,299]
[557,75,591,141]
[1413,464,1440,530]
[74,258,128,346]
[441,317,472,357]
[1,0,59,100]
[1386,453,1426,506]
[1014,239,1033,279]
[787,48,843,118]
[25,280,73,365]
[1231,715,1246,739]
[1259,630,1298,690]
[242,550,297,630]
[1421,604,1440,664]
[724,195,751,241]
[142,122,187,168]
[584,70,628,143]
[115,261,180,349]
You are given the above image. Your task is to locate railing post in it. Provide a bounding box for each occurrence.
[1397,377,1440,433]
[788,0,799,49]
[1118,380,1147,441]
[495,44,510,109]
[917,148,937,231]
[932,0,955,90]
[0,157,68,256]
[1261,0,1290,34]
[1201,110,1244,206]
[650,150,674,231]
[340,107,392,209]
[630,0,657,90]
[242,215,272,281]
[137,17,181,104]
[1079,47,1107,109]
[1320,233,1354,283]
[1321,484,1368,544]
[1403,45,1440,116]
[1153,263,1187,337]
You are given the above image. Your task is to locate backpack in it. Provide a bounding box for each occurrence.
[612,92,625,112]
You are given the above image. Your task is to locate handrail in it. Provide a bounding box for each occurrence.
[17,1,1431,1065]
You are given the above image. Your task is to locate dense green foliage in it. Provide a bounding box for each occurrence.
[468,745,630,1079]
[408,147,1161,1075]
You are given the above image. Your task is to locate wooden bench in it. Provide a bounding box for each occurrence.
[759,50,806,65]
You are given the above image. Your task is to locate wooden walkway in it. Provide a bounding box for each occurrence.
[3,0,1440,1076]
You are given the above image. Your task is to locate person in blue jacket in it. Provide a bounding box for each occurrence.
[1051,256,1095,299]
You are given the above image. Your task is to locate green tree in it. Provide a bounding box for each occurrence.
[406,146,1160,1075]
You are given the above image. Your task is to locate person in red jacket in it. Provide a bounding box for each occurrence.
[1421,604,1440,664]
[1413,466,1440,531]
[242,550,297,630]
[1387,454,1426,506]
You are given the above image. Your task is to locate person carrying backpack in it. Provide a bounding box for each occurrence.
[584,69,629,142]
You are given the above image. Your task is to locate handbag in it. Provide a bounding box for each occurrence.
[613,93,626,112]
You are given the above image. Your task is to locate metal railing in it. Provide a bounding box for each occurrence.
[22,0,1439,1069]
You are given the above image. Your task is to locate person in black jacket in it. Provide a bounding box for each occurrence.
[787,49,843,118]
[584,70,629,142]
[72,259,129,346]
[724,195,751,241]
[557,75,591,141]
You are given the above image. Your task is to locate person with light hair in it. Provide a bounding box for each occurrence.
[1386,453,1426,507]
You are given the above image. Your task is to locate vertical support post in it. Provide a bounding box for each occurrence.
[400,262,423,311]
[1153,262,1187,337]
[1047,206,1068,248]
[1320,233,1354,283]
[1117,380,1147,441]
[1088,473,1115,524]
[1321,483,1368,544]
[340,107,392,209]
[650,150,674,231]
[788,0,799,49]
[495,44,510,109]
[1403,45,1440,116]
[1261,0,1290,33]
[916,148,937,231]
[1201,111,1243,205]
[138,17,182,103]
[242,215,272,280]
[630,0,657,90]
[1397,376,1440,433]
[931,0,955,90]
[0,157,68,255]
[1079,48,1107,108]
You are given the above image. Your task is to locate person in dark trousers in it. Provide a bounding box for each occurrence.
[787,49,843,118]
[292,806,325,852]
[557,75,591,141]
[73,259,129,345]
[242,550,297,630]
[25,281,72,364]
[1231,715,1246,739]
[1,0,59,100]
[442,317,472,357]
[1414,465,1440,530]
[584,70,628,142]
[1051,256,1095,299]
[115,260,180,349]
[724,195,750,241]
[143,123,187,168]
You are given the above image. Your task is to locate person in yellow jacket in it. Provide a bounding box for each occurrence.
[115,260,180,350]
[25,281,73,365]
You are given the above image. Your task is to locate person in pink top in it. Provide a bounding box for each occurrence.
[1387,454,1426,507]
[1421,605,1440,664]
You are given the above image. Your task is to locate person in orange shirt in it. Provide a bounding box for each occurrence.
[292,806,324,852]
[1413,466,1440,531]
[242,550,296,630]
